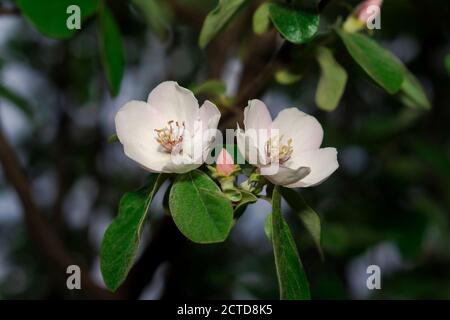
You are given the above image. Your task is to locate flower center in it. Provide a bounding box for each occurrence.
[265,135,293,165]
[154,120,185,152]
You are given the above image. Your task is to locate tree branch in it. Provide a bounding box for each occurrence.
[0,127,117,299]
[219,33,289,130]
[166,0,204,28]
[0,6,19,16]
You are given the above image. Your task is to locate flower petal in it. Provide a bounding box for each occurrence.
[199,100,221,130]
[271,108,324,153]
[181,100,221,163]
[236,127,266,165]
[115,100,169,172]
[286,148,339,188]
[147,81,199,132]
[243,99,272,131]
[161,155,200,174]
[263,166,311,186]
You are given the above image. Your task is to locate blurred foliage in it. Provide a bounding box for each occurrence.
[0,0,449,299]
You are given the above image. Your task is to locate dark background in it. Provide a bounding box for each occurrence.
[0,0,449,299]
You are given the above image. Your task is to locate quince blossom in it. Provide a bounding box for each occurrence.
[236,100,338,188]
[115,81,220,173]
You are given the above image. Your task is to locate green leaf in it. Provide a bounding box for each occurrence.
[265,208,300,246]
[169,170,233,243]
[132,0,169,40]
[280,188,323,259]
[100,174,167,292]
[264,213,272,241]
[315,47,348,111]
[98,3,124,96]
[446,55,450,75]
[16,0,98,39]
[336,29,404,94]
[0,83,33,118]
[253,2,270,35]
[199,0,249,48]
[359,108,421,140]
[268,3,319,45]
[445,54,450,75]
[271,186,310,300]
[190,79,226,96]
[234,190,258,219]
[107,133,119,144]
[274,69,302,85]
[399,70,431,110]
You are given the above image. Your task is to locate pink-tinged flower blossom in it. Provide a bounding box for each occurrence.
[236,100,339,188]
[115,81,221,173]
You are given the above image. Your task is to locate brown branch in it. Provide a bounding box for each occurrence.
[0,6,19,15]
[217,0,334,130]
[0,127,118,299]
[166,0,204,28]
[51,108,70,235]
[205,1,260,79]
[219,32,288,130]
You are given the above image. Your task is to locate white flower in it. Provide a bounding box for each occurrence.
[236,99,338,188]
[115,81,221,173]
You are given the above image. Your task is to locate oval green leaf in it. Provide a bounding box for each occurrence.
[132,0,169,40]
[264,212,272,241]
[315,47,348,111]
[253,2,270,35]
[268,3,319,45]
[280,187,323,259]
[98,4,124,96]
[199,0,248,48]
[234,190,258,219]
[16,0,98,39]
[271,186,310,300]
[446,55,450,75]
[169,170,233,243]
[190,79,226,96]
[399,70,431,110]
[336,29,404,94]
[275,69,302,85]
[100,174,167,292]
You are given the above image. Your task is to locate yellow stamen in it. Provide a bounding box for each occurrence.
[265,135,293,165]
[154,120,185,152]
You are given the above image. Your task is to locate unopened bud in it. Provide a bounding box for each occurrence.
[343,0,382,33]
[216,148,236,177]
[355,0,382,24]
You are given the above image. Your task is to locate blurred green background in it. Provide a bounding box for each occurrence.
[0,0,449,299]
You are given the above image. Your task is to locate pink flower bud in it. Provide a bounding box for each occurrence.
[355,0,382,23]
[216,148,235,176]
